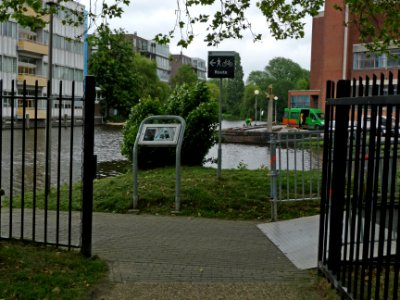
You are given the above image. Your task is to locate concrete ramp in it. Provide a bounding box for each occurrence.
[257,215,319,270]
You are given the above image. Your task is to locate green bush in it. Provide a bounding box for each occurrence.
[121,96,172,169]
[121,81,218,168]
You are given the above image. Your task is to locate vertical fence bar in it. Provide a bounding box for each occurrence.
[81,76,96,257]
[327,80,350,277]
[346,103,357,295]
[32,81,39,241]
[285,136,290,201]
[318,80,334,266]
[385,74,398,299]
[270,133,278,221]
[0,80,2,229]
[9,81,15,238]
[375,104,392,299]
[21,81,27,239]
[56,83,63,246]
[277,134,282,201]
[68,81,75,249]
[44,82,51,244]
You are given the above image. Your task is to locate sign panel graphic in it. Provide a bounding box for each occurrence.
[139,124,181,146]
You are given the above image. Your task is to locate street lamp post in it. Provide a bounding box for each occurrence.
[274,96,278,124]
[254,89,259,126]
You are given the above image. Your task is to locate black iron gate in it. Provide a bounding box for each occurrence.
[0,76,95,256]
[319,71,400,299]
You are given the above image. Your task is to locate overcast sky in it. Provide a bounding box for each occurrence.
[82,0,313,81]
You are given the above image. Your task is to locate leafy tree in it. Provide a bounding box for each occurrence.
[154,0,400,55]
[133,54,171,102]
[245,57,309,121]
[89,26,169,119]
[265,57,308,83]
[121,81,218,167]
[170,64,198,88]
[241,84,260,120]
[225,53,245,116]
[88,25,139,119]
[2,1,397,55]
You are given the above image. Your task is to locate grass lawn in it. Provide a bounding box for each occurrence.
[1,166,325,299]
[0,240,108,299]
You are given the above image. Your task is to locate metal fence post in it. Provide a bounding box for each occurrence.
[81,76,96,257]
[270,133,278,221]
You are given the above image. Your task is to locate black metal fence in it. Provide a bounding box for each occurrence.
[319,71,400,299]
[0,76,95,256]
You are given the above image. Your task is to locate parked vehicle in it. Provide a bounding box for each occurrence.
[282,108,325,129]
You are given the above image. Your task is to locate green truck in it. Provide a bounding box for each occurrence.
[282,108,325,130]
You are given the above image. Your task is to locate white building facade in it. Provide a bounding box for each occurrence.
[0,1,87,118]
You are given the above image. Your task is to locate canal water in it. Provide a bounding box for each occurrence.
[0,121,320,194]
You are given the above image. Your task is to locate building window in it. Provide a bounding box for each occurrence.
[1,21,17,38]
[387,49,400,68]
[291,95,310,108]
[353,48,400,70]
[2,56,17,73]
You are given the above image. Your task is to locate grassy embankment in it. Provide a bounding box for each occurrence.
[4,166,322,221]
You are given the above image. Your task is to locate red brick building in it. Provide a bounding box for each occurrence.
[289,0,400,110]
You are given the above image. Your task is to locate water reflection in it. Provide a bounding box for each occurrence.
[0,123,322,195]
[0,125,127,195]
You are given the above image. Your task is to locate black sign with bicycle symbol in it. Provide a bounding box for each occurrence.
[208,51,235,78]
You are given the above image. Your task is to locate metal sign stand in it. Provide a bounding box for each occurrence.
[208,51,236,178]
[131,115,186,213]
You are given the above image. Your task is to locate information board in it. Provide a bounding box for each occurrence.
[139,124,181,146]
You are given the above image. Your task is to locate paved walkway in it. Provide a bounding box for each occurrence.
[90,213,324,299]
[0,209,325,299]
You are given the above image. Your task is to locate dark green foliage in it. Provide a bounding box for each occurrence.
[88,25,139,119]
[224,53,245,116]
[121,81,218,167]
[121,97,170,169]
[170,64,198,88]
[244,57,310,121]
[164,81,218,166]
[89,26,170,120]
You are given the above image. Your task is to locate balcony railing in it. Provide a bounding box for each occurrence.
[18,40,48,55]
[17,74,47,87]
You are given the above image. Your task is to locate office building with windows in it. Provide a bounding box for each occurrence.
[289,0,399,109]
[0,1,87,118]
[125,33,171,83]
[170,53,207,82]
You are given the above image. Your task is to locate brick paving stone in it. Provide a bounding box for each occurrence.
[92,213,314,284]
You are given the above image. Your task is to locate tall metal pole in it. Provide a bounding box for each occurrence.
[45,2,54,194]
[217,78,223,178]
[254,89,259,125]
[267,85,273,132]
[254,96,257,125]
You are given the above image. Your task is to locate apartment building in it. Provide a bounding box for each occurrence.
[289,0,400,109]
[125,33,171,83]
[0,1,87,118]
[170,53,207,82]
